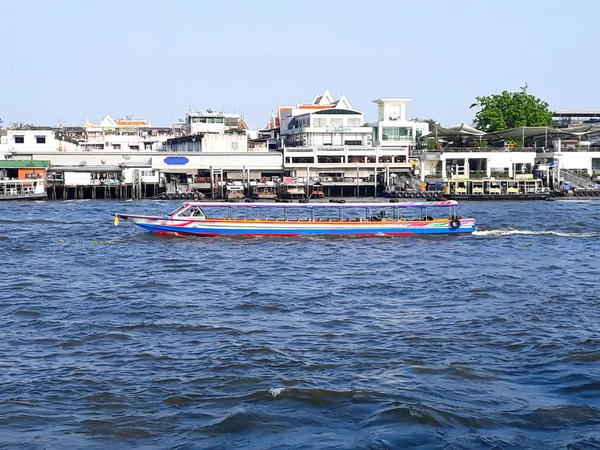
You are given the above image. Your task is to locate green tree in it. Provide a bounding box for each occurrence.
[469,84,552,132]
[411,118,441,150]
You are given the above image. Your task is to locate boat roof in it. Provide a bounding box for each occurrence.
[182,201,458,209]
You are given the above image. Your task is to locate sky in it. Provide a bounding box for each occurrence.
[1,0,598,129]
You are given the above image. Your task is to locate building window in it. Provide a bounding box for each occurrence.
[331,119,343,127]
[113,144,121,150]
[314,118,326,127]
[348,118,361,126]
[214,117,224,123]
[231,142,238,150]
[14,135,24,144]
[36,136,46,144]
[129,145,140,150]
[382,127,412,141]
[318,156,344,163]
[345,140,362,146]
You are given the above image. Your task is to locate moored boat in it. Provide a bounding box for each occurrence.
[225,183,245,200]
[250,182,277,200]
[308,183,325,199]
[114,201,475,236]
[277,182,305,199]
[0,178,47,201]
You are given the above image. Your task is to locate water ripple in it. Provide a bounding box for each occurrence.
[0,199,599,449]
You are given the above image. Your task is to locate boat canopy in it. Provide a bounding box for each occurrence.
[181,201,458,209]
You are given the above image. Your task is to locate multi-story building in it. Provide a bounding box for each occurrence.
[185,110,247,135]
[81,114,173,151]
[276,90,429,194]
[165,110,251,153]
[0,128,79,155]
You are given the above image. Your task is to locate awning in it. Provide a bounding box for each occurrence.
[484,126,567,139]
[422,123,485,140]
[159,168,199,174]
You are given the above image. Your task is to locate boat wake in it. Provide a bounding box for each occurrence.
[473,228,598,238]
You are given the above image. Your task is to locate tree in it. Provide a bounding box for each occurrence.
[410,117,440,150]
[411,118,440,130]
[469,84,552,132]
[10,122,35,130]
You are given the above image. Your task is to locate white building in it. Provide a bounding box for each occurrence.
[165,132,249,153]
[277,90,428,188]
[0,128,79,155]
[165,109,252,153]
[82,114,173,151]
[372,98,429,150]
[185,110,247,135]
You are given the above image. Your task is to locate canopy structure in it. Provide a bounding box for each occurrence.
[422,123,485,140]
[420,124,600,146]
[186,201,457,209]
[485,126,565,139]
[556,124,600,136]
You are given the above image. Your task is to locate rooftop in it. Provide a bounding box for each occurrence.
[0,160,51,168]
[373,98,412,105]
[552,110,600,117]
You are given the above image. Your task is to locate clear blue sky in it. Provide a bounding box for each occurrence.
[1,0,597,129]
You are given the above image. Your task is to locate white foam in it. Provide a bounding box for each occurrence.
[473,228,597,238]
[269,387,285,398]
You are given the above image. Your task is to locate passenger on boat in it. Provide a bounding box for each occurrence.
[371,211,386,221]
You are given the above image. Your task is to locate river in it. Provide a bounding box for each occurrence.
[1,199,599,449]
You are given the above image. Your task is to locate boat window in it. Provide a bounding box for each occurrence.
[168,205,186,216]
[176,206,205,218]
[189,207,204,218]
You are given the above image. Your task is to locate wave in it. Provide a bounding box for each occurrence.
[473,228,598,238]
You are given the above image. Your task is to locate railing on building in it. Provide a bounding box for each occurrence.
[418,146,600,153]
[422,147,540,153]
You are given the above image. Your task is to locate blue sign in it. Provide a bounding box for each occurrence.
[164,156,189,165]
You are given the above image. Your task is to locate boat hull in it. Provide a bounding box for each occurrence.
[0,193,47,201]
[117,215,475,236]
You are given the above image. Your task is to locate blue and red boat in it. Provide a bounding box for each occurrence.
[114,201,475,237]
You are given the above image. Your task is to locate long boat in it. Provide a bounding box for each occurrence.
[114,201,475,236]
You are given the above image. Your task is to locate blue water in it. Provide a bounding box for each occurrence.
[1,199,599,449]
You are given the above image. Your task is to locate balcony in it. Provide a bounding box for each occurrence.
[381,136,412,141]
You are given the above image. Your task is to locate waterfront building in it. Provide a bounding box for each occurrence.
[276,90,429,195]
[81,114,173,151]
[165,110,252,153]
[0,128,79,155]
[184,110,247,135]
[553,110,600,129]
[418,123,600,189]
